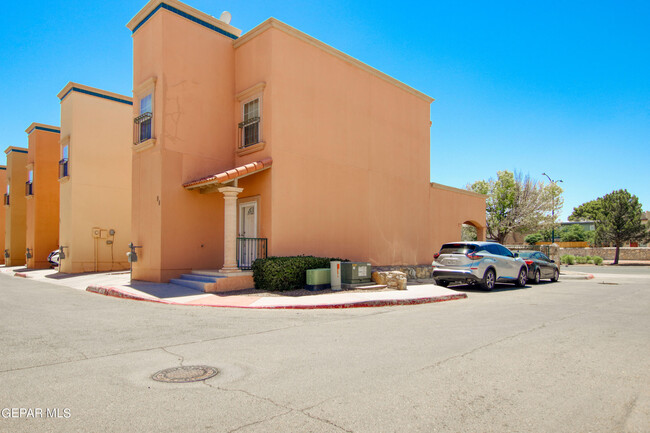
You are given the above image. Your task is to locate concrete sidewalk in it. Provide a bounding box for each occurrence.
[0,266,467,309]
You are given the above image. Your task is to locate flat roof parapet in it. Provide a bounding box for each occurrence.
[127,0,242,38]
[25,123,60,135]
[58,82,133,105]
[4,147,28,155]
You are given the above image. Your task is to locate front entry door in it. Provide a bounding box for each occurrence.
[238,201,258,268]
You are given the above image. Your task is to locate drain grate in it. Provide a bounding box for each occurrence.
[152,365,219,383]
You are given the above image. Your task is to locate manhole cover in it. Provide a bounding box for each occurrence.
[152,365,219,383]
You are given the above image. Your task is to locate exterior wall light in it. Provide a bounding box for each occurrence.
[26,248,33,259]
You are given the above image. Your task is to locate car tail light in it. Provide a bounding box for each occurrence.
[525,260,534,265]
[433,253,440,259]
[466,253,483,260]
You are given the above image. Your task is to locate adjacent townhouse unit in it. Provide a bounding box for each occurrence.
[0,165,5,265]
[57,83,133,273]
[3,147,29,266]
[25,123,61,269]
[126,0,486,284]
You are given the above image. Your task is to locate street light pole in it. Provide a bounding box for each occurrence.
[542,173,563,243]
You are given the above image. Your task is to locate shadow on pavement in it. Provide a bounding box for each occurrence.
[126,281,204,299]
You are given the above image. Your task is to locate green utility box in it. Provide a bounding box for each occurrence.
[341,262,372,284]
[305,268,331,291]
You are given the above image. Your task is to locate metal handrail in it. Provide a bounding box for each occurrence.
[133,112,153,145]
[237,116,260,129]
[236,237,268,270]
[59,159,69,178]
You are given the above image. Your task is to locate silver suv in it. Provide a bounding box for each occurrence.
[431,242,528,291]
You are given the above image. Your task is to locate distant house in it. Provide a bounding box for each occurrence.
[3,147,29,266]
[126,0,487,285]
[25,123,61,269]
[57,83,133,273]
[0,165,5,264]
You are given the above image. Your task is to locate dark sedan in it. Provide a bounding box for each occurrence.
[516,250,559,284]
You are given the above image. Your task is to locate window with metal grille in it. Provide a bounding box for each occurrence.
[134,94,153,144]
[239,98,260,148]
[25,170,33,196]
[59,145,69,178]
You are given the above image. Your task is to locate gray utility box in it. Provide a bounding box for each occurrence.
[341,262,372,284]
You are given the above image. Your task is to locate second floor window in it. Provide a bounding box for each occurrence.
[134,94,153,144]
[26,170,33,196]
[241,98,260,148]
[4,184,9,206]
[59,145,69,178]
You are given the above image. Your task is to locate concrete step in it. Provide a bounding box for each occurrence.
[169,278,206,291]
[179,273,221,283]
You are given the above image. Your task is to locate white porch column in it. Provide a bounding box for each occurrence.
[218,186,244,273]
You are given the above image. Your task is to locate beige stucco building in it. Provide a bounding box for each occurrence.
[0,165,5,265]
[3,147,29,266]
[25,123,61,269]
[127,0,486,284]
[57,83,133,273]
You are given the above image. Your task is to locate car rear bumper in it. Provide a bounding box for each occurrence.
[431,268,481,283]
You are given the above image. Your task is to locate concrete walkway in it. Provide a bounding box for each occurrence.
[0,266,467,309]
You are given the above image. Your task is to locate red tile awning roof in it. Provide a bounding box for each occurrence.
[183,157,272,190]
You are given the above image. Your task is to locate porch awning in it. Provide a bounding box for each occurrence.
[183,157,272,192]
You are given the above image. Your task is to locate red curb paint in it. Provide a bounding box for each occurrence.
[14,273,29,278]
[587,274,595,279]
[86,285,468,309]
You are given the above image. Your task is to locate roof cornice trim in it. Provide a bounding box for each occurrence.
[127,0,241,38]
[4,147,29,155]
[430,182,487,199]
[25,123,60,135]
[58,82,133,105]
[234,18,434,104]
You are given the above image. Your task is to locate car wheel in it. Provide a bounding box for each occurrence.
[481,269,495,291]
[515,267,527,287]
[533,269,541,284]
[434,280,449,287]
[550,269,559,282]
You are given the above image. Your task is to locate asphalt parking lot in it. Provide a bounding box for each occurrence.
[0,268,648,432]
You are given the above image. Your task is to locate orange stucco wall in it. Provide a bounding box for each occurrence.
[25,126,60,269]
[0,166,6,265]
[131,7,237,281]
[58,85,132,273]
[128,0,486,282]
[4,148,28,266]
[429,183,486,251]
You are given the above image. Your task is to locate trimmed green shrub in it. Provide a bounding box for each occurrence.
[252,256,347,291]
[561,254,576,265]
[593,256,604,266]
[576,256,588,264]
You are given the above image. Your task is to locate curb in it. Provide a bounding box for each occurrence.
[559,273,595,280]
[86,285,468,309]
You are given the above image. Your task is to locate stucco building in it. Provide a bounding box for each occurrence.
[0,165,5,265]
[25,123,61,269]
[3,147,29,266]
[57,83,133,273]
[127,0,486,284]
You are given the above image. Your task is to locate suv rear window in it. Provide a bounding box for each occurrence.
[439,244,477,255]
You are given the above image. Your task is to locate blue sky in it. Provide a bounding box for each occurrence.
[1,0,648,220]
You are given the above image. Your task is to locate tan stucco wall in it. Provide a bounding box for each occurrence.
[58,85,132,273]
[4,148,28,266]
[429,183,487,253]
[0,166,6,264]
[25,126,60,269]
[131,8,237,281]
[128,1,486,281]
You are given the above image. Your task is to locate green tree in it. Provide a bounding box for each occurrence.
[525,233,543,245]
[569,199,603,221]
[559,224,589,242]
[467,171,563,244]
[597,189,647,264]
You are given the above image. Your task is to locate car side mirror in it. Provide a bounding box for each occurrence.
[550,259,555,263]
[514,252,519,257]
